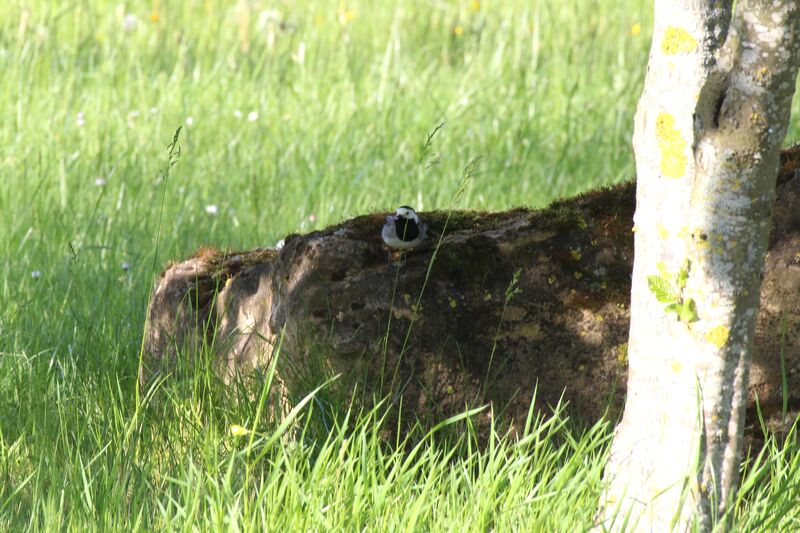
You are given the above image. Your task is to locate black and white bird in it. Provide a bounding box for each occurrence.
[382,206,427,250]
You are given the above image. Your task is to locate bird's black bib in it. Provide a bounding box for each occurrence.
[395,217,420,242]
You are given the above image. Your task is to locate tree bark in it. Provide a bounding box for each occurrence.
[598,1,800,530]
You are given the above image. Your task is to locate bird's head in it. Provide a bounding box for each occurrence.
[395,205,420,223]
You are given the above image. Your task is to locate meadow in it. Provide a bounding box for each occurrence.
[2,0,800,530]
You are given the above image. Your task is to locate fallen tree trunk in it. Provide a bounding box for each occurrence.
[142,147,800,437]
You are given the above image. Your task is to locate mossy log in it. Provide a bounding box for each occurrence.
[142,146,800,436]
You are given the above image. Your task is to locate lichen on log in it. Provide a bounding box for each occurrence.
[142,146,800,436]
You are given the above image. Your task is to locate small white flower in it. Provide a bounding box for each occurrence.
[205,204,219,216]
[247,111,258,122]
[459,96,470,106]
[233,109,243,119]
[121,262,131,271]
[31,270,42,280]
[257,9,282,28]
[185,116,194,126]
[292,41,306,64]
[178,186,186,194]
[122,14,139,32]
[94,178,107,187]
[149,106,158,114]
[76,112,85,127]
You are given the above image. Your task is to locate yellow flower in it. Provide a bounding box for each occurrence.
[229,424,248,437]
[150,10,160,23]
[454,25,464,36]
[338,5,356,24]
[705,326,730,349]
[470,0,481,12]
[630,22,641,36]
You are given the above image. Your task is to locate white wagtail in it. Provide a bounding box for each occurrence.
[382,206,428,250]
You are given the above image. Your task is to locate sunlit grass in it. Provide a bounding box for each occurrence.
[2,0,800,530]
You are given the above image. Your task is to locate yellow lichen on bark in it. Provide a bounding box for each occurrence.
[705,325,730,348]
[655,113,688,177]
[661,27,697,55]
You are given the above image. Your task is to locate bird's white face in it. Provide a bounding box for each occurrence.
[395,206,418,222]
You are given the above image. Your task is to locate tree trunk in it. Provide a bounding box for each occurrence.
[598,1,800,530]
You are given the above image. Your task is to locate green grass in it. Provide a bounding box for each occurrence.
[2,0,800,530]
